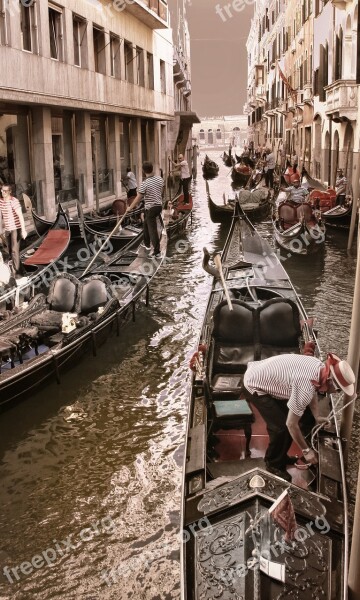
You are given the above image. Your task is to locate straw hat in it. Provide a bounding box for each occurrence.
[329,354,355,396]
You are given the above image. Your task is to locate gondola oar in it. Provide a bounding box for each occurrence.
[213,253,233,311]
[81,211,128,276]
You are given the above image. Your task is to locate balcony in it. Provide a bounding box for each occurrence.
[325,80,357,121]
[173,47,188,87]
[331,0,352,9]
[124,0,168,29]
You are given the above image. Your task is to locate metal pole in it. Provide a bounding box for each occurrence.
[348,150,359,250]
[340,214,360,459]
[92,133,99,213]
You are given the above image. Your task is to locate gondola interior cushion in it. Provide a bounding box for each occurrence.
[48,273,80,312]
[258,299,301,359]
[296,203,313,223]
[80,276,111,315]
[212,301,255,373]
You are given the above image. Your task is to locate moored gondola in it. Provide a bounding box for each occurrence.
[0,222,167,408]
[272,199,326,255]
[231,162,253,187]
[31,199,141,239]
[0,204,71,307]
[166,194,193,240]
[181,202,348,600]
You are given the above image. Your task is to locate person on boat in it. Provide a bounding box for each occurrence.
[265,148,275,190]
[283,173,308,203]
[126,161,164,259]
[243,353,355,482]
[171,154,191,204]
[291,152,298,172]
[123,167,138,199]
[0,184,27,276]
[335,169,347,206]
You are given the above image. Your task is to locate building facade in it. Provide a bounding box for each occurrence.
[0,0,197,223]
[192,115,248,149]
[245,0,359,198]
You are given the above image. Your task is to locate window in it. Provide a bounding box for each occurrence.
[124,41,134,83]
[0,0,8,46]
[91,117,113,196]
[110,34,121,78]
[334,28,343,81]
[160,59,166,93]
[135,47,145,86]
[147,52,154,89]
[216,128,222,140]
[48,4,64,61]
[20,0,38,53]
[0,112,32,205]
[93,26,105,74]
[73,14,87,68]
[199,129,205,140]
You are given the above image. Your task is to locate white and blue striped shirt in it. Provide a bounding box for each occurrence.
[244,354,323,416]
[139,175,164,210]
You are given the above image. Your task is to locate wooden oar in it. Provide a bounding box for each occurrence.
[213,253,233,311]
[81,211,128,276]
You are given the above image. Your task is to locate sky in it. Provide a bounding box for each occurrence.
[184,0,254,117]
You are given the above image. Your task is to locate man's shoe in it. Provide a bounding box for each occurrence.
[285,455,299,465]
[149,252,161,259]
[266,465,292,482]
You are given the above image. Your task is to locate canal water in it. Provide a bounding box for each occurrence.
[0,150,358,600]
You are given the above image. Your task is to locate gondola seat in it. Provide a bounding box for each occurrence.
[79,275,112,315]
[30,273,81,333]
[211,300,255,374]
[258,298,301,360]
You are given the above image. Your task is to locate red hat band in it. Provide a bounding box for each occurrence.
[332,361,351,388]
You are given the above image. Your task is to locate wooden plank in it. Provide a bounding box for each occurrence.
[186,424,205,475]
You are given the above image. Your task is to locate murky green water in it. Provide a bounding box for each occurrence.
[0,150,358,599]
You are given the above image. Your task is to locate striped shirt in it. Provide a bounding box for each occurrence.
[0,196,22,232]
[139,175,164,209]
[287,186,308,204]
[244,354,324,417]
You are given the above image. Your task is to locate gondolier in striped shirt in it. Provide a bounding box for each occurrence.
[0,185,27,276]
[244,353,355,482]
[126,161,164,258]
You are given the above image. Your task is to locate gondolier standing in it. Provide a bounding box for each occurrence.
[126,161,164,258]
[265,148,275,190]
[0,184,27,276]
[123,167,138,199]
[335,169,347,206]
[244,353,355,482]
[171,154,191,204]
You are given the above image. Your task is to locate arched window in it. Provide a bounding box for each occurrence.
[208,129,214,145]
[216,128,222,140]
[199,128,205,140]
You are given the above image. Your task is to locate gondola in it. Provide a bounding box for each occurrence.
[322,203,354,230]
[202,155,219,180]
[222,151,234,168]
[231,162,253,187]
[272,199,326,255]
[0,221,167,408]
[0,204,71,308]
[31,203,120,239]
[181,202,348,599]
[31,198,143,240]
[166,194,193,240]
[207,182,270,224]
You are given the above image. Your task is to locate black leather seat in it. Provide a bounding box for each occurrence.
[30,273,81,333]
[258,298,301,360]
[211,300,255,374]
[80,275,112,315]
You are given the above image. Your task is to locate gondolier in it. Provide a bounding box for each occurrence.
[244,353,355,481]
[126,161,164,258]
[123,166,138,199]
[283,173,308,203]
[0,184,27,276]
[171,154,191,204]
[335,169,347,206]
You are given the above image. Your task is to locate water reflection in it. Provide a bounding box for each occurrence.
[0,149,357,600]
